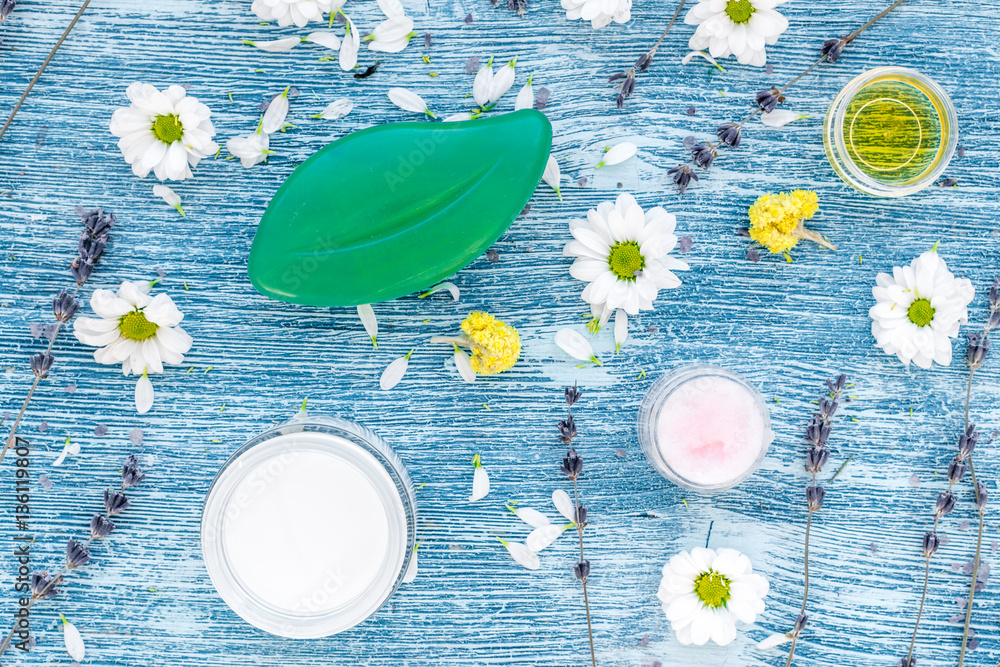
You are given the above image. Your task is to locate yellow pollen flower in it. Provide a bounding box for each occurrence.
[460,311,521,375]
[748,189,833,255]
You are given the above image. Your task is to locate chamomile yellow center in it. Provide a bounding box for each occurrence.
[694,570,732,608]
[907,298,935,327]
[152,114,184,144]
[119,310,159,341]
[725,0,755,24]
[608,241,645,281]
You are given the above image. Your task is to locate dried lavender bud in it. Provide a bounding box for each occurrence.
[806,418,830,446]
[948,458,967,484]
[967,333,990,368]
[935,491,956,517]
[608,72,627,82]
[66,539,91,568]
[820,37,846,63]
[806,484,825,510]
[819,397,839,419]
[52,289,79,322]
[755,86,785,113]
[30,570,62,599]
[90,514,115,539]
[29,353,55,379]
[564,384,581,406]
[615,74,636,108]
[715,122,742,149]
[70,258,95,285]
[975,481,988,511]
[424,31,431,47]
[0,0,14,22]
[505,0,526,14]
[922,531,940,557]
[558,415,577,442]
[634,52,652,72]
[958,429,978,459]
[576,505,587,525]
[691,143,716,170]
[990,278,999,309]
[574,559,591,582]
[80,207,115,240]
[667,164,699,193]
[121,454,145,488]
[104,488,131,516]
[805,446,829,473]
[561,448,583,479]
[791,613,808,636]
[898,656,916,667]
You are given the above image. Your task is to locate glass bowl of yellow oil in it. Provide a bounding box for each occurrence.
[824,67,957,197]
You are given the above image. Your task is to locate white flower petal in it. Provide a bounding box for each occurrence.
[554,328,599,364]
[681,50,720,67]
[760,109,807,127]
[305,31,341,50]
[526,523,567,552]
[758,633,791,650]
[469,456,490,501]
[454,347,476,383]
[542,154,561,198]
[62,617,85,661]
[379,353,410,390]
[420,281,460,301]
[388,87,431,116]
[152,184,184,216]
[442,112,475,123]
[552,489,576,522]
[339,16,360,71]
[614,309,627,351]
[510,506,551,529]
[488,60,516,103]
[262,88,290,134]
[357,304,378,346]
[401,547,418,583]
[500,540,540,570]
[597,141,637,167]
[472,65,494,107]
[378,0,406,16]
[514,81,534,111]
[135,372,154,414]
[315,99,353,120]
[244,36,302,52]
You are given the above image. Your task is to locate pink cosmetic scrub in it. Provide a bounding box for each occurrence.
[639,365,773,492]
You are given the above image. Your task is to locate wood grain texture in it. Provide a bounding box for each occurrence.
[1,0,999,665]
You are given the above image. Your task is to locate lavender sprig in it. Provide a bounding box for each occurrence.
[608,0,687,108]
[0,0,14,23]
[1,208,114,466]
[558,384,595,667]
[905,277,999,667]
[0,456,144,657]
[775,374,847,667]
[664,0,910,191]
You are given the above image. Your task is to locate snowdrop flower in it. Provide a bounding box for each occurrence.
[488,58,516,104]
[563,193,688,331]
[73,280,193,414]
[614,308,627,352]
[657,547,769,646]
[242,36,302,52]
[365,16,415,53]
[305,30,341,50]
[262,87,291,134]
[419,281,460,301]
[596,141,636,168]
[514,76,534,111]
[312,98,353,120]
[379,351,412,390]
[499,538,540,570]
[561,0,631,29]
[869,248,974,369]
[109,83,218,181]
[340,15,360,71]
[226,122,273,169]
[52,437,80,467]
[60,614,84,661]
[357,303,378,347]
[760,109,808,127]
[542,155,562,199]
[684,0,790,67]
[552,489,576,522]
[469,453,490,501]
[252,0,334,27]
[388,88,436,118]
[507,502,551,529]
[472,61,494,107]
[152,184,185,216]
[554,328,602,366]
[527,523,572,551]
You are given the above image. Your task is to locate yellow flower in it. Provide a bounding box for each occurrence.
[748,189,831,255]
[460,311,521,375]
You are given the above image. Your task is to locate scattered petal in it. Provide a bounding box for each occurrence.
[152,185,185,216]
[314,99,353,120]
[419,282,459,301]
[758,633,790,650]
[527,523,569,552]
[472,63,493,107]
[681,50,721,68]
[552,489,575,522]
[357,304,378,347]
[388,88,435,117]
[340,15,360,71]
[377,0,406,17]
[454,346,476,383]
[242,37,301,52]
[52,438,80,467]
[760,109,809,127]
[499,539,539,570]
[542,155,561,199]
[596,141,637,168]
[508,504,551,529]
[514,80,534,111]
[135,371,154,414]
[61,615,85,661]
[614,309,627,353]
[555,328,602,365]
[262,87,290,134]
[379,352,412,391]
[469,453,490,501]
[488,58,516,103]
[305,31,341,50]
[443,112,475,123]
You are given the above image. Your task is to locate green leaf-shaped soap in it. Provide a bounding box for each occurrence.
[247,110,553,307]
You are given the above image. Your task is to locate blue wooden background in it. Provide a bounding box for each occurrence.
[1,0,999,665]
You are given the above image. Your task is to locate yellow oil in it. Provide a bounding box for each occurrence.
[843,74,946,185]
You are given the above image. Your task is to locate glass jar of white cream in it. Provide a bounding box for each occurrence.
[201,414,416,638]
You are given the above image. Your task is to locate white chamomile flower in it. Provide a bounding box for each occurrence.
[684,0,790,67]
[262,87,291,134]
[365,16,415,53]
[340,15,361,71]
[388,88,435,118]
[469,453,490,501]
[657,547,769,646]
[152,184,185,216]
[252,0,334,28]
[561,0,631,29]
[563,193,688,331]
[596,141,636,168]
[226,122,273,169]
[869,248,974,369]
[109,83,219,181]
[312,99,353,120]
[499,538,539,570]
[514,75,534,111]
[73,280,193,414]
